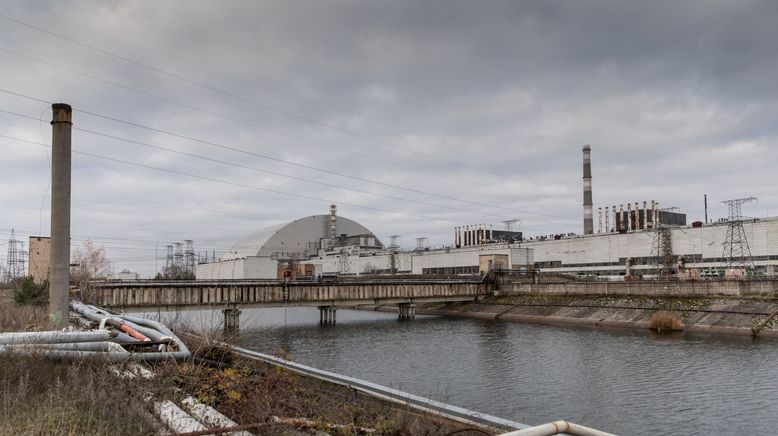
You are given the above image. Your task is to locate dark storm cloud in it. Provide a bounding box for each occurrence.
[1,1,776,275]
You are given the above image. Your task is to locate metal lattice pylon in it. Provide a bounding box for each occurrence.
[388,235,401,274]
[721,197,757,270]
[5,229,26,282]
[650,224,674,278]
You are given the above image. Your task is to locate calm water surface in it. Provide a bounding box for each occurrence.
[157,308,778,435]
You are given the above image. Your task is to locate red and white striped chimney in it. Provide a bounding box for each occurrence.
[582,145,594,235]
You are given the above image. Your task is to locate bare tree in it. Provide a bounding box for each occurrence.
[71,240,112,303]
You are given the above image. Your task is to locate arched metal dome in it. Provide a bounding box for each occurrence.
[224,214,383,260]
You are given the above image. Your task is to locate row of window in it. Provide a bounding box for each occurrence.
[422,266,480,275]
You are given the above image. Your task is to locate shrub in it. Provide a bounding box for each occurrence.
[649,310,684,332]
[13,277,48,306]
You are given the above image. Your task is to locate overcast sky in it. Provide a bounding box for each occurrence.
[1,1,777,277]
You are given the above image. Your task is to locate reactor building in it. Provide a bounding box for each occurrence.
[196,146,777,281]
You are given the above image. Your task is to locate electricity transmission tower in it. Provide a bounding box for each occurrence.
[415,237,428,251]
[184,240,196,276]
[388,235,401,274]
[721,197,757,270]
[5,229,26,282]
[650,208,679,278]
[502,219,520,231]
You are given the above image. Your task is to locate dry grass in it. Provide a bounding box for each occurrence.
[0,292,492,435]
[0,354,158,435]
[0,286,49,332]
[0,289,159,435]
[649,310,684,332]
[155,334,494,435]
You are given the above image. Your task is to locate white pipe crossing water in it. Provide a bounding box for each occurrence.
[497,420,616,436]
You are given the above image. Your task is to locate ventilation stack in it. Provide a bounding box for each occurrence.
[329,204,337,240]
[582,145,594,235]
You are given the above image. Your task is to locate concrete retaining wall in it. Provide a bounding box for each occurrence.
[501,279,778,298]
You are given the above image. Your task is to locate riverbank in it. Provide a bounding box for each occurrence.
[0,289,498,435]
[369,294,778,338]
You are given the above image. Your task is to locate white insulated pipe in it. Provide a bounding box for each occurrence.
[181,397,252,436]
[0,330,113,345]
[497,420,616,436]
[154,400,207,434]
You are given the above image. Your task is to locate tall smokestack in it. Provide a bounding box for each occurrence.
[582,145,594,235]
[329,204,337,240]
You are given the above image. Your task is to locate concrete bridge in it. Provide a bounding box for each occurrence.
[88,279,488,332]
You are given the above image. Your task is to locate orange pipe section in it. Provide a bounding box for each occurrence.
[120,323,150,342]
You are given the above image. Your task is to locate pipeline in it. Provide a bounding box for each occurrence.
[69,300,191,361]
[497,420,615,436]
[0,330,114,345]
[0,301,190,362]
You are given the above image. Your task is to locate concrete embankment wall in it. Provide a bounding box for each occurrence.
[497,279,778,298]
[413,294,778,338]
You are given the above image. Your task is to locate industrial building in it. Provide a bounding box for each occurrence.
[197,204,385,280]
[196,146,777,281]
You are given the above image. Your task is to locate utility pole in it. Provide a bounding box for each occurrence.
[49,103,72,328]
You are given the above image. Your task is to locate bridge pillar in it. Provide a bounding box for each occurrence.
[223,308,241,336]
[319,306,336,325]
[398,303,416,320]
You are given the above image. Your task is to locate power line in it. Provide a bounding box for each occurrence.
[0,136,470,224]
[0,96,578,222]
[0,46,500,189]
[1,131,513,222]
[73,127,513,220]
[0,12,534,184]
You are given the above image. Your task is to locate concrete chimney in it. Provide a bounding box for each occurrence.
[612,206,617,232]
[598,207,602,234]
[49,103,72,328]
[627,203,633,231]
[582,145,593,235]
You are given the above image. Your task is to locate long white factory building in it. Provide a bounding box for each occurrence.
[196,146,776,281]
[196,208,778,280]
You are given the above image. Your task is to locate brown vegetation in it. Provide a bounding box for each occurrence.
[0,355,158,435]
[0,286,48,332]
[154,336,494,435]
[649,311,684,332]
[1,288,492,435]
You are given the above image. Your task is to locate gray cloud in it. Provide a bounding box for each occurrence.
[1,1,776,276]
